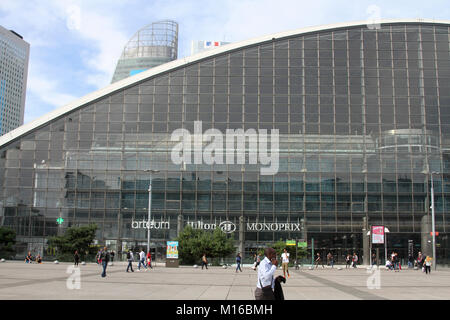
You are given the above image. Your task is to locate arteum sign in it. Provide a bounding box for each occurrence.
[131,219,170,230]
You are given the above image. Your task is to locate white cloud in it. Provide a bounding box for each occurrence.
[27,75,78,108]
[50,1,129,88]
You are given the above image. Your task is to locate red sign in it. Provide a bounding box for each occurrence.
[372,225,385,244]
[430,232,439,236]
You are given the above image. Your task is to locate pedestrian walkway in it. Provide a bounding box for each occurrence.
[0,261,449,300]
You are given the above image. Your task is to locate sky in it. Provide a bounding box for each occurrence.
[0,0,449,124]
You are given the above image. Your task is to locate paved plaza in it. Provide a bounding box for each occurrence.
[0,261,449,300]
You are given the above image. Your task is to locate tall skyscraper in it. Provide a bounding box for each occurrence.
[111,20,178,83]
[190,40,230,56]
[0,26,29,135]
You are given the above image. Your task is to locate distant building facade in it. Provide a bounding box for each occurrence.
[0,26,29,135]
[111,20,178,83]
[190,40,230,56]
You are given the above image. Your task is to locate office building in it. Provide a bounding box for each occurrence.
[0,20,449,263]
[0,26,29,136]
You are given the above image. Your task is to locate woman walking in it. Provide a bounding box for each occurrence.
[352,253,358,268]
[424,256,432,274]
[201,253,208,270]
[315,253,324,269]
[146,251,153,269]
[74,250,80,266]
[345,254,351,269]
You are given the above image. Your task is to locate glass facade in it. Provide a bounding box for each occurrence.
[111,20,178,83]
[1,22,449,263]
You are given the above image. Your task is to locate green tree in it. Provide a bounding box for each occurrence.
[0,227,16,259]
[48,224,98,259]
[210,228,235,259]
[176,225,235,265]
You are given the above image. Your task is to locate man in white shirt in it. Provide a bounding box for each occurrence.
[255,248,278,300]
[137,248,148,271]
[281,248,290,279]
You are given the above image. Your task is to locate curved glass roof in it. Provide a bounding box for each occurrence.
[1,18,449,147]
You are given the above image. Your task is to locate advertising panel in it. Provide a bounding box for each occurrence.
[372,226,385,244]
[166,241,179,259]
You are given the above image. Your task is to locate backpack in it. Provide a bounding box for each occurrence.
[127,252,131,260]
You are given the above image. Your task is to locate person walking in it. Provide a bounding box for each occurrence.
[236,253,243,273]
[100,247,110,278]
[371,252,377,267]
[420,253,426,269]
[74,250,80,266]
[255,247,278,300]
[281,248,290,278]
[417,251,423,268]
[126,249,134,272]
[110,250,115,263]
[352,253,358,268]
[137,248,148,272]
[345,254,351,269]
[201,253,208,270]
[424,256,432,274]
[391,251,396,269]
[315,253,324,269]
[146,251,153,269]
[392,252,399,272]
[327,252,334,268]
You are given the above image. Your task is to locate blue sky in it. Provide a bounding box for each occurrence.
[0,0,449,124]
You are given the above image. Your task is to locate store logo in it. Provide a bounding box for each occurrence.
[219,221,236,233]
[246,223,301,232]
[186,220,237,233]
[171,121,279,175]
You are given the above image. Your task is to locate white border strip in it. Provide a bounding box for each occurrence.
[1,18,449,147]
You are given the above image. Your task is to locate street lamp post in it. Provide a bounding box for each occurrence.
[145,169,159,256]
[430,171,438,271]
[384,227,390,264]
